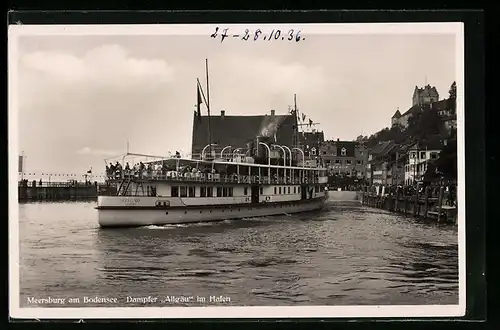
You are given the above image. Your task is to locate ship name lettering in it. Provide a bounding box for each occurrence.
[121,198,140,205]
[163,296,194,303]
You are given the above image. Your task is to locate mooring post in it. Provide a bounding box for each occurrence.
[395,187,400,212]
[437,186,445,222]
[413,188,420,217]
[423,186,430,218]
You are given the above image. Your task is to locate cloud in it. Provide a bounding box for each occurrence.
[20,44,175,87]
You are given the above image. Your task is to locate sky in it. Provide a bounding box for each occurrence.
[12,28,456,178]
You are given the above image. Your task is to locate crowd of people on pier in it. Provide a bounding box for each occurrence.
[366,183,457,207]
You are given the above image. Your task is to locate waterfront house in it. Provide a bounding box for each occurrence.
[404,139,443,185]
[319,139,369,179]
[367,141,405,185]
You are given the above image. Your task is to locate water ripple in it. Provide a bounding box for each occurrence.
[18,200,458,306]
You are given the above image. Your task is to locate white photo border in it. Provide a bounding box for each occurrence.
[8,22,465,319]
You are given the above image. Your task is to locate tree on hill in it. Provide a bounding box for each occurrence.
[435,139,457,179]
[366,125,406,148]
[448,81,457,114]
[406,105,446,142]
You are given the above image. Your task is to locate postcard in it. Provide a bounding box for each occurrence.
[9,22,465,319]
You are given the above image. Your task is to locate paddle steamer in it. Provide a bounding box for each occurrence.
[96,60,328,227]
[97,139,328,227]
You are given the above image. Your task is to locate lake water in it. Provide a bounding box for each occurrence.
[17,198,458,307]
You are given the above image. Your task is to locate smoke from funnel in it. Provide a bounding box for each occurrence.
[258,115,286,141]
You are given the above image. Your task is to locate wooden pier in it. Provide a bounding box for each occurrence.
[18,180,116,201]
[360,186,457,224]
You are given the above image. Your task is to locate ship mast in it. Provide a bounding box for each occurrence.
[205,59,213,159]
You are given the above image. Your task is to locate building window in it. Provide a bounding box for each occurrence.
[244,187,248,195]
[346,160,352,165]
[357,160,363,165]
[222,187,228,197]
[279,187,282,194]
[322,151,327,155]
[294,187,297,194]
[420,152,426,159]
[171,186,179,197]
[226,187,233,197]
[288,187,290,194]
[298,186,301,193]
[274,187,277,194]
[332,150,337,156]
[216,187,222,197]
[431,153,438,159]
[188,186,195,197]
[360,151,363,156]
[335,159,340,164]
[260,187,263,194]
[200,186,207,197]
[311,147,317,156]
[180,186,187,197]
[341,147,346,156]
[207,187,213,197]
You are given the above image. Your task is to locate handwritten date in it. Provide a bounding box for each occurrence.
[210,27,304,43]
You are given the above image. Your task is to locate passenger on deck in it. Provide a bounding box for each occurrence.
[133,163,139,178]
[124,162,130,177]
[115,161,122,179]
[147,163,153,178]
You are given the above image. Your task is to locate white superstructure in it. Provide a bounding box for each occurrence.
[97,155,328,227]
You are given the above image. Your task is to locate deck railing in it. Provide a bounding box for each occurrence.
[107,171,319,185]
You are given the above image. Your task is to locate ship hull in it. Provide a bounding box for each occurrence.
[97,197,326,228]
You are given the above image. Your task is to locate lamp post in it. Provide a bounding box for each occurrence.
[220,145,232,160]
[259,142,271,183]
[272,144,286,183]
[201,143,217,160]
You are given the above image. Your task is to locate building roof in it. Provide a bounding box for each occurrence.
[401,104,422,117]
[392,109,402,118]
[370,140,396,156]
[430,99,450,111]
[300,131,325,148]
[321,140,357,157]
[409,138,443,151]
[191,112,296,153]
[400,97,453,117]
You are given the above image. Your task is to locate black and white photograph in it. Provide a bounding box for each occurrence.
[9,23,465,319]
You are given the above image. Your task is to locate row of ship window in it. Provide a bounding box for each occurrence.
[170,186,303,198]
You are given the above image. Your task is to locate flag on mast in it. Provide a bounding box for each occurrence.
[302,113,306,122]
[196,81,203,122]
[18,155,24,173]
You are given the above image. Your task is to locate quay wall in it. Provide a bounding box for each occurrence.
[328,190,361,202]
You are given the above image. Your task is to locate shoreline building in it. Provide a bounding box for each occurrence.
[367,141,407,186]
[191,109,297,161]
[404,139,443,185]
[319,139,369,179]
